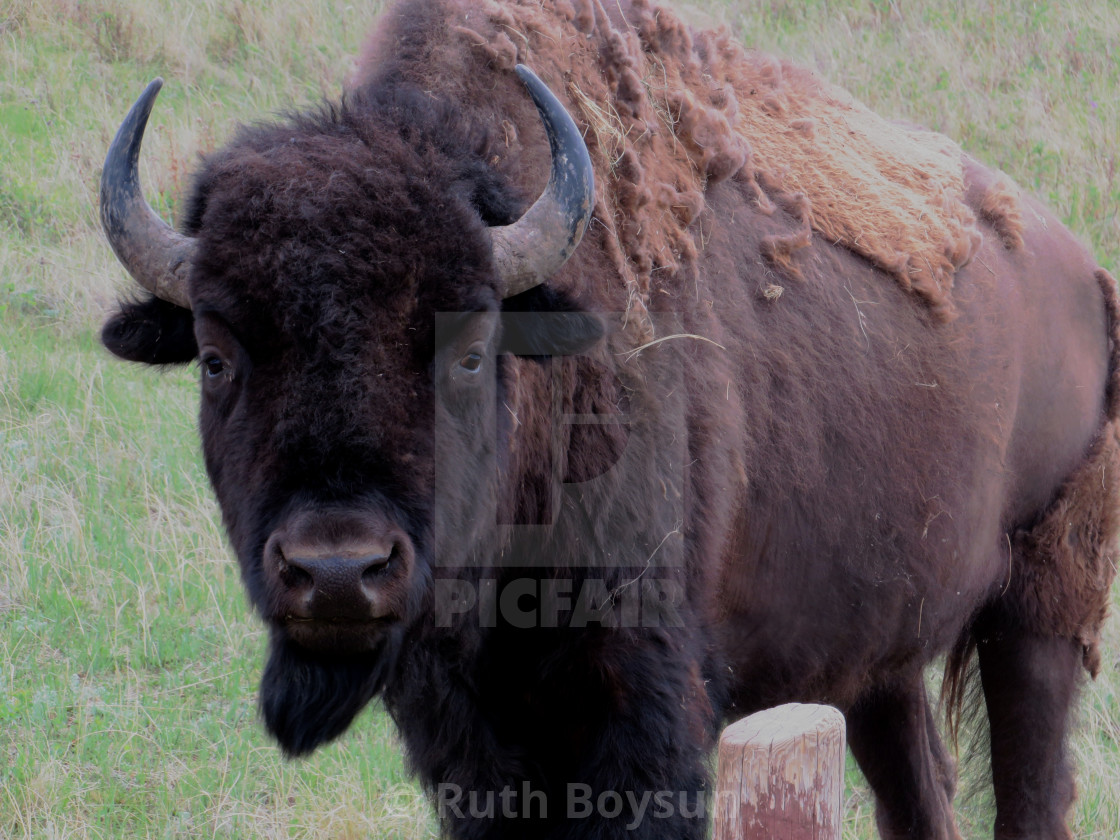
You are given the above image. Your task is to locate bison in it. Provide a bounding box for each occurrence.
[98,0,1118,837]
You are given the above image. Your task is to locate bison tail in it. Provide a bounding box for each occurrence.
[940,623,981,750]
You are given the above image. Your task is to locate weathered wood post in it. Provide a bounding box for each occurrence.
[712,703,845,840]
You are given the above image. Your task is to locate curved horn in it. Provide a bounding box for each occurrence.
[491,65,595,298]
[100,78,194,309]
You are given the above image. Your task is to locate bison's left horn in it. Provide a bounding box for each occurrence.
[491,65,595,298]
[100,78,195,309]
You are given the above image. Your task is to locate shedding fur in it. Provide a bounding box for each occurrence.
[978,170,1026,251]
[964,158,1026,252]
[404,0,1001,327]
[1009,423,1120,676]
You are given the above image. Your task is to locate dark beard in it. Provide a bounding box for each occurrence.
[259,627,398,756]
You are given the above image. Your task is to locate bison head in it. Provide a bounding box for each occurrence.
[98,68,601,755]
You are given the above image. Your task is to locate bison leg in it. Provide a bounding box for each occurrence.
[391,624,717,840]
[976,631,1079,840]
[847,674,962,840]
[536,630,716,840]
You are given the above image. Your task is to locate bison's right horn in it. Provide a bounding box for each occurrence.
[100,78,194,309]
[490,65,595,298]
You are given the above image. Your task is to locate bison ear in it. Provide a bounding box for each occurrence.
[101,295,197,365]
[499,285,605,358]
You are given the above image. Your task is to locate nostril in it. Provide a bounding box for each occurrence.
[278,555,314,591]
[360,545,397,583]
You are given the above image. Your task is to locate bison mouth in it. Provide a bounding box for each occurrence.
[278,614,395,654]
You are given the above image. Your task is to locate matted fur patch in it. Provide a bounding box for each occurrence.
[448,0,1011,326]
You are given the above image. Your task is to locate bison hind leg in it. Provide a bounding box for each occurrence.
[847,672,964,840]
[967,420,1120,837]
[974,631,1080,840]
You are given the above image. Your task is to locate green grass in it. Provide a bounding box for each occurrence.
[2,0,1118,837]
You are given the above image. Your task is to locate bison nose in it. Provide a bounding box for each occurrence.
[280,550,392,618]
[267,535,412,622]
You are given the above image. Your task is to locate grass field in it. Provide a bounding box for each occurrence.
[1,0,1118,837]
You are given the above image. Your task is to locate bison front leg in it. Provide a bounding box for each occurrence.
[392,625,718,840]
[847,671,963,840]
[539,628,718,840]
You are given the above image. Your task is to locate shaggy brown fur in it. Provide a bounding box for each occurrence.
[359,0,998,327]
[975,169,1027,251]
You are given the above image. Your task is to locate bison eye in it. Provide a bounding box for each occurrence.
[203,355,226,379]
[459,352,483,373]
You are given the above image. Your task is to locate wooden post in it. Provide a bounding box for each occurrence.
[712,703,845,840]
